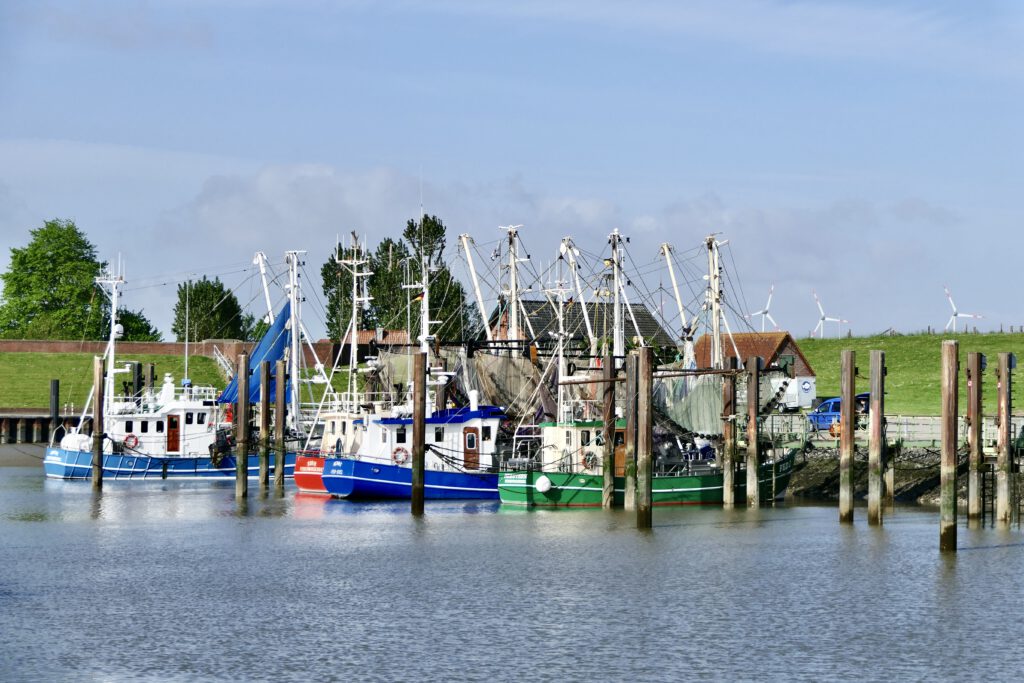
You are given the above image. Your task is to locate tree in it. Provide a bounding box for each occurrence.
[0,218,159,340]
[321,237,374,342]
[401,215,476,342]
[171,276,254,342]
[366,237,411,332]
[117,309,163,342]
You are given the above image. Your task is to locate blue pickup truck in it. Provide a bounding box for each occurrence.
[807,393,870,432]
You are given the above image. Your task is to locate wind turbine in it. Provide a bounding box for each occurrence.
[746,284,777,332]
[944,286,982,332]
[812,290,848,338]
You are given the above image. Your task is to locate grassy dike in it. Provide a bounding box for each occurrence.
[798,332,1024,416]
[0,352,224,408]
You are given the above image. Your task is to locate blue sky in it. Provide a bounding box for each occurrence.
[0,1,1021,340]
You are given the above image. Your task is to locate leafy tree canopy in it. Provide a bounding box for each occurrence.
[0,218,159,341]
[171,276,255,342]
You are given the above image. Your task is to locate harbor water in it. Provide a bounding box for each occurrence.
[3,444,1024,682]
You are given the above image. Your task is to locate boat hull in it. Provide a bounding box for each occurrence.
[43,448,296,480]
[321,457,498,500]
[498,450,797,507]
[294,455,328,494]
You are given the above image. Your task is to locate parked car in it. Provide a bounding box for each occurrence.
[807,393,870,432]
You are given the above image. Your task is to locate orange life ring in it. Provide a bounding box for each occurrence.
[392,446,410,465]
[829,422,841,438]
[124,433,139,449]
[580,451,600,470]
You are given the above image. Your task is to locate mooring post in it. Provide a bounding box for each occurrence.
[636,347,654,529]
[235,353,250,499]
[868,350,885,525]
[50,379,60,441]
[996,352,1014,526]
[259,360,271,489]
[15,419,25,444]
[839,350,855,524]
[967,352,983,523]
[32,419,42,443]
[146,363,156,394]
[745,356,761,508]
[411,352,427,516]
[722,357,738,508]
[91,356,104,490]
[274,359,287,490]
[940,340,959,552]
[0,418,7,444]
[623,352,639,512]
[602,350,616,509]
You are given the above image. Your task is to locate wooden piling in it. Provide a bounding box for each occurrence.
[722,357,737,508]
[636,347,654,529]
[745,356,760,508]
[32,419,42,443]
[274,359,286,490]
[411,352,427,515]
[623,353,639,512]
[16,418,26,444]
[50,379,60,439]
[235,353,249,499]
[868,350,885,525]
[940,340,958,552]
[601,351,616,509]
[0,418,7,444]
[839,350,855,524]
[91,356,104,490]
[966,352,983,522]
[996,352,1014,526]
[259,360,270,489]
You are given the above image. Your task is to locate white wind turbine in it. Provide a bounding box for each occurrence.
[944,286,982,332]
[812,290,848,338]
[746,284,778,332]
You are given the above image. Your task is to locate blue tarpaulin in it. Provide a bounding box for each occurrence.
[217,301,292,405]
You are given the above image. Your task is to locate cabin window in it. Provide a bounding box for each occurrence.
[614,431,624,447]
[435,427,444,442]
[341,421,347,435]
[397,428,407,444]
[185,412,194,425]
[140,421,149,434]
[330,421,336,435]
[382,428,388,443]
[466,432,477,450]
[197,412,206,425]
[482,426,492,441]
[581,430,591,446]
[125,420,133,433]
[156,420,165,433]
[565,430,572,446]
[594,431,604,446]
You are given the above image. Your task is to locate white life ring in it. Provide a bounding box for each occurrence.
[392,446,410,465]
[124,433,139,449]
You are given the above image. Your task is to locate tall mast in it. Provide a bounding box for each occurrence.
[660,243,690,340]
[706,235,723,370]
[98,266,124,411]
[339,235,372,405]
[561,237,596,360]
[253,251,276,324]
[285,250,306,432]
[459,233,493,341]
[183,274,189,383]
[501,225,522,341]
[610,229,624,361]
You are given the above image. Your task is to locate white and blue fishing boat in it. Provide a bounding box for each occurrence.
[44,255,309,480]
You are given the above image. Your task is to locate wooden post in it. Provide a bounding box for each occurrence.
[146,363,156,394]
[722,357,737,508]
[940,340,959,552]
[0,418,7,444]
[50,379,60,440]
[839,350,855,524]
[636,347,654,529]
[868,350,885,525]
[274,359,287,490]
[996,352,1014,526]
[966,352,983,523]
[745,356,760,508]
[259,360,270,489]
[601,350,616,509]
[91,356,104,489]
[16,419,25,444]
[411,352,427,515]
[623,352,639,512]
[32,419,42,443]
[236,353,249,499]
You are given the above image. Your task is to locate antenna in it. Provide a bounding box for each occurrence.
[944,285,982,332]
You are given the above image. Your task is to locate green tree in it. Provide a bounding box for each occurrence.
[117,309,163,341]
[366,237,412,332]
[0,218,158,340]
[171,276,254,341]
[401,215,477,342]
[321,237,373,342]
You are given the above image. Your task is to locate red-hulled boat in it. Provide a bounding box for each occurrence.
[294,453,328,494]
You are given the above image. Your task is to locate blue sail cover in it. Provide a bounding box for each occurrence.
[217,301,292,405]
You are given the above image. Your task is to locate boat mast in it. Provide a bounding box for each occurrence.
[459,233,493,341]
[501,225,523,341]
[253,251,276,324]
[660,243,690,340]
[98,267,124,411]
[610,229,624,362]
[285,250,306,433]
[706,235,724,370]
[561,237,596,361]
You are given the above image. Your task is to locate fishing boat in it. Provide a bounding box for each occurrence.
[44,253,315,480]
[497,231,799,506]
[314,225,509,500]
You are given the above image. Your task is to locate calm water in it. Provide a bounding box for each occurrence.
[3,449,1024,682]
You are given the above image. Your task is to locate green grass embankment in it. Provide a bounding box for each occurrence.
[799,332,1024,416]
[0,353,225,409]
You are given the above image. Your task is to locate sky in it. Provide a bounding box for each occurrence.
[0,0,1021,341]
